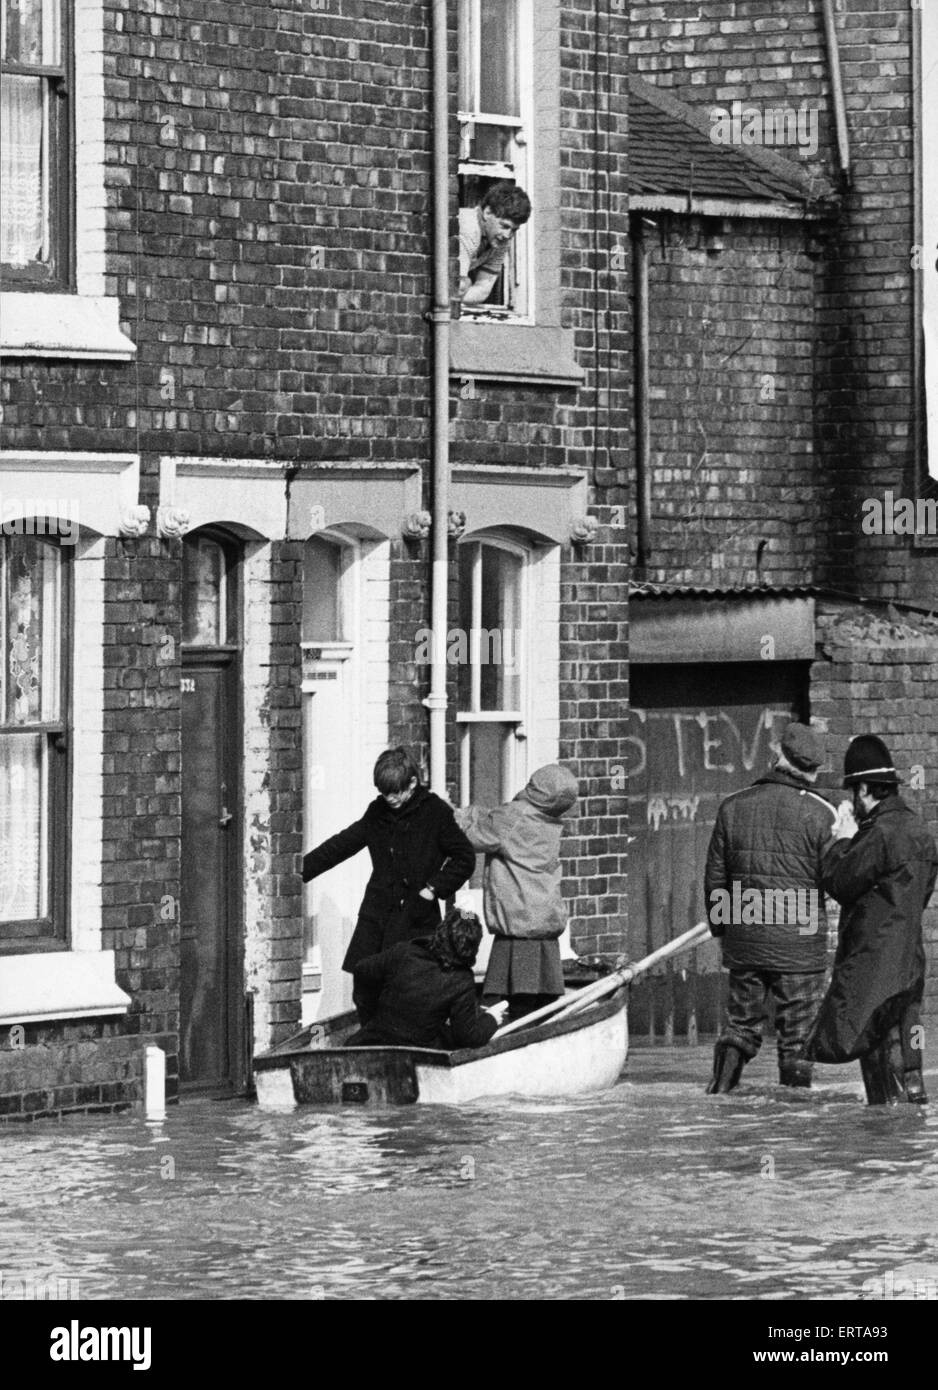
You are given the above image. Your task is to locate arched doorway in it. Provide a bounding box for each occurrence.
[179,527,244,1089]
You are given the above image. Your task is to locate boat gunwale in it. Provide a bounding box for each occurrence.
[254,984,628,1072]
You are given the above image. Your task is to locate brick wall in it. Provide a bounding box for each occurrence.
[633,212,821,586]
[629,0,938,604]
[1,0,633,1117]
[811,605,938,1026]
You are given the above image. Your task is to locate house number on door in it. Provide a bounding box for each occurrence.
[181,678,196,693]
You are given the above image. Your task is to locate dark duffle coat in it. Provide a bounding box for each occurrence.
[805,795,938,1063]
[346,939,498,1050]
[301,785,476,972]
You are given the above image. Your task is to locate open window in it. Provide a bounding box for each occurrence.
[457,0,533,318]
[0,533,68,951]
[0,0,70,287]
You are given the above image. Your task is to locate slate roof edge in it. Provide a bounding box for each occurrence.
[628,75,840,209]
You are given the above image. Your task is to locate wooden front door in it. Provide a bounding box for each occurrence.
[179,531,243,1089]
[627,662,807,1041]
[180,655,240,1086]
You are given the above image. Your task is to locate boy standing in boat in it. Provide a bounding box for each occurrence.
[302,748,476,1012]
[455,764,579,1020]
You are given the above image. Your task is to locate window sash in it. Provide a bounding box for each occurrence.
[0,0,69,282]
[457,538,527,808]
[0,533,67,942]
[457,0,533,318]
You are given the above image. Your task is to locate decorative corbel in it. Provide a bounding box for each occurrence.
[118,504,151,538]
[402,510,432,541]
[570,515,599,546]
[447,509,467,539]
[157,506,191,539]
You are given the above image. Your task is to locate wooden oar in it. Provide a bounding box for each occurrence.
[492,920,712,1039]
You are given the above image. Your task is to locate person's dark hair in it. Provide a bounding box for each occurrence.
[482,180,531,225]
[373,747,421,795]
[428,908,483,971]
[863,781,896,803]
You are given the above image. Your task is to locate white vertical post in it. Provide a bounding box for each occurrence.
[144,1045,166,1120]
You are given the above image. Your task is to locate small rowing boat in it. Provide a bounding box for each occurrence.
[254,985,628,1108]
[254,924,709,1108]
[253,922,710,1109]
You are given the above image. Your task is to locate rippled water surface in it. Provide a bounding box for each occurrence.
[2,1054,938,1301]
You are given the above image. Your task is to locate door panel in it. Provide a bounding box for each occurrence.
[180,658,237,1085]
[627,663,806,1040]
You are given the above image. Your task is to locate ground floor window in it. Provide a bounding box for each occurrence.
[0,531,67,947]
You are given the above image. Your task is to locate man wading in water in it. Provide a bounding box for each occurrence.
[704,723,835,1093]
[803,735,937,1104]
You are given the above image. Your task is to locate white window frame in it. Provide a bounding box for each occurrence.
[0,0,135,359]
[456,532,531,806]
[457,0,535,323]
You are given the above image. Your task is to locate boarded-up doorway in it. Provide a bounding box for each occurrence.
[627,662,807,1041]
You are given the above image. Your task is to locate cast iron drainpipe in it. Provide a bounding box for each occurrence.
[425,0,450,795]
[821,0,851,184]
[633,216,651,576]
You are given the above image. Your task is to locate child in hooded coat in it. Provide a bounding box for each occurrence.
[455,764,579,1018]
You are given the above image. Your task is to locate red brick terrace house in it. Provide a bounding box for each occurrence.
[626,1,938,1039]
[0,0,628,1119]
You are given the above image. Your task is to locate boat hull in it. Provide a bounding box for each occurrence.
[254,986,629,1108]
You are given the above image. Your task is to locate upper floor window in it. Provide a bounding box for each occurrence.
[458,0,533,318]
[0,0,70,287]
[0,533,68,948]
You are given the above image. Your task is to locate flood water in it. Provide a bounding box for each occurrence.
[2,1051,938,1301]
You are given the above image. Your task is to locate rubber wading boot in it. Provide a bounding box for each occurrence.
[778,1058,813,1088]
[903,1069,929,1105]
[860,1028,905,1105]
[705,1041,747,1094]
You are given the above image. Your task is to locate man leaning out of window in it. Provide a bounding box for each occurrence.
[459,181,532,305]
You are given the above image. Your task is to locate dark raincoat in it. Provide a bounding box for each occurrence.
[805,795,938,1063]
[301,785,475,972]
[346,939,498,1050]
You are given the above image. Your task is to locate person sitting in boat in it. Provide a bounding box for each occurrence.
[302,747,476,1013]
[455,764,579,1021]
[345,909,508,1048]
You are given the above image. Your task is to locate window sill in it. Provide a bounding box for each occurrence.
[0,949,131,1026]
[0,292,136,361]
[450,322,584,387]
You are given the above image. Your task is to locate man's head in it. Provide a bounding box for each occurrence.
[842,734,899,817]
[428,908,483,971]
[480,181,531,246]
[373,747,421,808]
[774,722,827,784]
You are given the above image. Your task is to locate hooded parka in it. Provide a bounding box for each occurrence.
[455,764,579,941]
